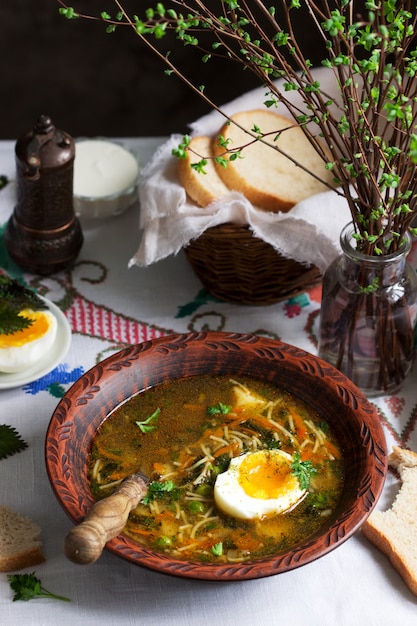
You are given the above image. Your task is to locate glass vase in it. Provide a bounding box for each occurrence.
[318,223,417,396]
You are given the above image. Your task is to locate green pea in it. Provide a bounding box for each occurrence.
[188,500,207,514]
[195,483,213,497]
[210,465,222,479]
[154,535,173,549]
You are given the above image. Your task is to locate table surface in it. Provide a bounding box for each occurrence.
[1,137,417,626]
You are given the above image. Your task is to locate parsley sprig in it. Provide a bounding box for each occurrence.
[291,452,317,490]
[142,480,180,505]
[0,425,28,460]
[8,572,70,603]
[207,402,232,416]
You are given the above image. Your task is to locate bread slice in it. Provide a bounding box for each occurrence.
[212,109,335,213]
[361,446,417,596]
[177,135,231,207]
[0,505,45,572]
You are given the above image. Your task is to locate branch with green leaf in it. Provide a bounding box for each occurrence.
[55,0,417,256]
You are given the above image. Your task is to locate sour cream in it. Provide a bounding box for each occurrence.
[73,139,139,218]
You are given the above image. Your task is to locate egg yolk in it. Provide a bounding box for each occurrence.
[237,450,299,500]
[0,310,53,348]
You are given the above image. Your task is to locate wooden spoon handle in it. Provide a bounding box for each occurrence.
[64,472,148,564]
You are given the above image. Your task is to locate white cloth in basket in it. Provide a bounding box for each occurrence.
[129,67,351,274]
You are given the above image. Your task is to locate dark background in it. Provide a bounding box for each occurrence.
[0,1,333,141]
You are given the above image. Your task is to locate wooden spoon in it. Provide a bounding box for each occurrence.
[64,471,149,565]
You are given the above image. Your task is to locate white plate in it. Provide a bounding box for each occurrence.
[0,297,72,390]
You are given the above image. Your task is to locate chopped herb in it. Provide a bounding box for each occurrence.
[305,492,330,515]
[211,542,223,556]
[291,452,317,490]
[207,402,232,416]
[8,572,70,602]
[0,425,28,460]
[142,480,180,505]
[0,175,8,190]
[318,421,330,434]
[136,408,160,433]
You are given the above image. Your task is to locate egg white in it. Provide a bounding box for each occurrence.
[0,309,58,374]
[214,449,306,520]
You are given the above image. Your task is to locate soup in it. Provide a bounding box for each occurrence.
[89,374,345,563]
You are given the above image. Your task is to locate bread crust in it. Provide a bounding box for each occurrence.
[177,110,336,212]
[0,505,45,572]
[177,135,230,207]
[212,109,335,213]
[0,547,45,573]
[361,446,417,596]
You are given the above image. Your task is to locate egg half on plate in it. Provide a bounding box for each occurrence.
[214,449,306,520]
[0,308,58,374]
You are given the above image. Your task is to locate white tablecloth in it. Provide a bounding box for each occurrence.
[0,137,416,626]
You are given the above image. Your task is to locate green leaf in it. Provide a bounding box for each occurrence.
[142,480,180,505]
[0,425,28,460]
[58,7,79,19]
[291,452,317,490]
[0,308,34,336]
[211,541,223,556]
[136,408,160,433]
[0,275,46,310]
[207,402,232,416]
[0,276,48,335]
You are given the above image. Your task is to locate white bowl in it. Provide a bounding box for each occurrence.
[73,139,139,219]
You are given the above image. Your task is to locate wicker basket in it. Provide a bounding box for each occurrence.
[184,223,322,305]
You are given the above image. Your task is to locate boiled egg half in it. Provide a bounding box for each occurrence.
[214,449,306,520]
[0,308,57,374]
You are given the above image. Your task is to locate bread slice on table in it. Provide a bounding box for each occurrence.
[212,109,335,213]
[0,505,45,572]
[361,446,417,596]
[177,135,231,207]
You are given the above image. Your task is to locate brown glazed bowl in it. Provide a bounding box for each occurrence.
[45,332,387,581]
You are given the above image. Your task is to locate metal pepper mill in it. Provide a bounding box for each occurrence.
[5,115,83,275]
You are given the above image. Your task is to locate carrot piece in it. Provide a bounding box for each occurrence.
[126,527,153,536]
[213,441,240,458]
[155,510,176,523]
[229,529,258,552]
[247,414,282,432]
[224,416,247,429]
[323,438,342,459]
[288,409,308,439]
[94,438,127,463]
[106,471,130,481]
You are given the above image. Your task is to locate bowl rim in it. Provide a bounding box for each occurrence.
[45,331,387,581]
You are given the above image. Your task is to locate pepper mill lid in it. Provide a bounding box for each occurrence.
[15,114,75,179]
